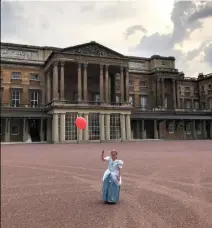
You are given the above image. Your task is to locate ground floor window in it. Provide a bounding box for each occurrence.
[110,114,121,140]
[168,121,175,134]
[197,122,202,135]
[65,113,77,140]
[185,122,192,135]
[89,113,100,140]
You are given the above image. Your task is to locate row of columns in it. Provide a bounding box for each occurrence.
[50,113,131,143]
[45,60,129,104]
[156,78,176,109]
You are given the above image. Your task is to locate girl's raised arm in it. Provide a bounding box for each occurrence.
[101,150,106,162]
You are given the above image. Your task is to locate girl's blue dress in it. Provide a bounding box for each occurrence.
[101,156,123,204]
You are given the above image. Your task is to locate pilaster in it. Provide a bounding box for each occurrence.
[120,114,126,141]
[100,113,105,141]
[52,113,59,143]
[60,113,65,142]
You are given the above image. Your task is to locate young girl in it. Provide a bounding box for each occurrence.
[101,149,124,204]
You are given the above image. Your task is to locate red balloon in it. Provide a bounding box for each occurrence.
[75,117,87,130]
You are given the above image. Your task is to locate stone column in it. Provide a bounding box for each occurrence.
[77,63,82,102]
[100,113,105,141]
[161,78,165,108]
[210,121,212,139]
[141,119,146,139]
[40,118,44,141]
[23,118,28,142]
[60,113,65,142]
[83,113,89,141]
[126,114,131,141]
[52,113,59,143]
[125,67,129,103]
[46,71,51,103]
[173,79,176,109]
[183,121,186,140]
[77,113,83,143]
[53,61,59,100]
[105,65,109,103]
[83,63,88,102]
[105,113,110,140]
[120,66,124,103]
[100,64,104,103]
[154,120,158,139]
[156,78,160,107]
[202,120,207,139]
[136,120,140,139]
[192,120,197,140]
[5,118,10,142]
[120,114,126,141]
[60,61,65,100]
[47,118,52,142]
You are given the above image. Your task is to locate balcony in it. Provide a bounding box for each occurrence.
[151,68,178,73]
[1,103,46,110]
[46,100,132,110]
[132,106,212,114]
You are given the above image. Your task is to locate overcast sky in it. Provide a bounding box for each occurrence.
[1,0,212,77]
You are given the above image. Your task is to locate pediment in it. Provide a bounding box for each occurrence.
[61,41,125,58]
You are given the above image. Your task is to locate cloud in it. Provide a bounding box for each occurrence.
[126,1,212,77]
[188,2,212,22]
[124,25,148,39]
[1,0,212,77]
[204,43,212,67]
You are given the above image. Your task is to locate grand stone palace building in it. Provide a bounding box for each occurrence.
[0,41,212,143]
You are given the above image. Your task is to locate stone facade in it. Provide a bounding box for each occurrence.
[0,41,212,143]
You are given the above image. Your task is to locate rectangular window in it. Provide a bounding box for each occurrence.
[129,95,134,106]
[140,96,147,110]
[185,100,191,109]
[11,124,19,135]
[197,122,201,135]
[11,72,21,80]
[209,98,212,109]
[194,101,199,109]
[11,89,20,107]
[92,93,100,104]
[30,73,39,81]
[73,92,78,101]
[184,86,190,92]
[116,95,120,103]
[186,123,192,135]
[129,79,133,87]
[164,96,168,108]
[139,80,146,87]
[168,121,175,134]
[29,90,39,107]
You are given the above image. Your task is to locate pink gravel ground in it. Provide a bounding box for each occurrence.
[1,140,212,228]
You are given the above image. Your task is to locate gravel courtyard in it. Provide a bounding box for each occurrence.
[1,140,212,228]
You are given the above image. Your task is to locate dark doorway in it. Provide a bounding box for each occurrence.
[206,120,210,139]
[145,120,154,139]
[29,119,40,142]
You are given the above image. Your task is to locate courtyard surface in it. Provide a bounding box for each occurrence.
[1,140,212,228]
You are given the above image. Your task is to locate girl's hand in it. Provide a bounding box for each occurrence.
[102,150,104,155]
